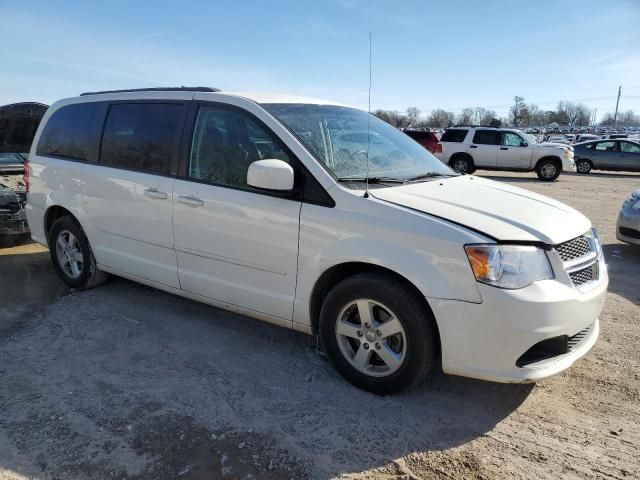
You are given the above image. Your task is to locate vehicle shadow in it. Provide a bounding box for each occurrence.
[0,276,534,479]
[603,243,640,305]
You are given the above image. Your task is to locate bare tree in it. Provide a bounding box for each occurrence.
[457,107,475,125]
[427,109,455,128]
[405,107,421,127]
[510,96,526,126]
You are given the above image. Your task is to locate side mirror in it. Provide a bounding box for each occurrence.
[247,159,294,191]
[520,141,528,147]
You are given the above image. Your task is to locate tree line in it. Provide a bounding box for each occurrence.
[374,97,640,129]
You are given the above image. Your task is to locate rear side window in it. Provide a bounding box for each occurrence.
[441,129,468,142]
[472,130,501,145]
[36,103,99,160]
[100,103,182,175]
[595,141,616,151]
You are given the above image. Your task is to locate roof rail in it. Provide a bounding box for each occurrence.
[451,124,499,128]
[80,86,221,96]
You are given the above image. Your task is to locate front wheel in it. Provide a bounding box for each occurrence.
[535,159,561,181]
[319,272,438,394]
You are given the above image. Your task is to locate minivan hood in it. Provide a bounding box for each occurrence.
[372,176,590,244]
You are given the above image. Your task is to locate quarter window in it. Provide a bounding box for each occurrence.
[189,106,291,188]
[36,103,100,160]
[472,130,500,145]
[441,129,468,143]
[100,103,182,174]
[620,141,640,154]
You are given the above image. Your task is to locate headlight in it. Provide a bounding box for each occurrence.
[464,244,553,289]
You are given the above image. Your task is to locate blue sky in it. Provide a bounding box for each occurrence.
[2,0,639,121]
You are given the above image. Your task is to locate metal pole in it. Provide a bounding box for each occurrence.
[613,85,621,126]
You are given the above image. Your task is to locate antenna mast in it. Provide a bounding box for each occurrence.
[365,32,372,198]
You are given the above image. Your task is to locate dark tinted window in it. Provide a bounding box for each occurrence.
[36,103,99,160]
[473,130,501,145]
[189,105,291,188]
[100,103,182,174]
[441,129,468,142]
[404,130,434,141]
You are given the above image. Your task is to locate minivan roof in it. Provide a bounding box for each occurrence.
[76,87,347,107]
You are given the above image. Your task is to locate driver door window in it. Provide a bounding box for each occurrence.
[189,106,291,188]
[502,132,525,146]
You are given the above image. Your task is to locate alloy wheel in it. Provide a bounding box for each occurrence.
[55,230,84,279]
[335,299,407,377]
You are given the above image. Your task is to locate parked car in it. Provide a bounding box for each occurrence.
[436,126,576,180]
[0,153,28,237]
[573,139,640,173]
[0,102,48,239]
[602,133,628,139]
[403,129,440,153]
[575,134,599,143]
[617,190,640,246]
[27,87,607,394]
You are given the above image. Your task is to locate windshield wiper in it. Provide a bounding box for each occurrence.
[405,172,456,182]
[336,176,406,184]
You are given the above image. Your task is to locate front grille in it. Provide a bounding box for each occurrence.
[569,264,597,286]
[554,232,600,289]
[555,236,591,262]
[619,226,640,240]
[568,324,594,351]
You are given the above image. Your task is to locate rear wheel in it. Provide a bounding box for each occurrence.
[576,159,592,174]
[535,158,561,181]
[450,154,475,174]
[49,216,108,289]
[319,272,438,394]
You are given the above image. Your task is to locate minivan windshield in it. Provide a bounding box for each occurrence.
[262,104,455,184]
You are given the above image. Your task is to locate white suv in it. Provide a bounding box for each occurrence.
[436,126,576,180]
[26,88,607,393]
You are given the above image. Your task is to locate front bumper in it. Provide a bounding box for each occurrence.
[429,254,608,383]
[562,156,576,173]
[616,208,640,246]
[0,209,29,235]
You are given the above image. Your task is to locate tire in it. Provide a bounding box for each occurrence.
[49,216,108,289]
[449,154,475,174]
[535,158,561,181]
[319,272,438,395]
[576,159,592,174]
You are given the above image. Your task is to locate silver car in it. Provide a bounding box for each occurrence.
[574,139,640,174]
[617,190,640,246]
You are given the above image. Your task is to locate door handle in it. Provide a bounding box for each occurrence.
[500,147,508,150]
[178,194,204,207]
[469,145,478,148]
[144,187,168,200]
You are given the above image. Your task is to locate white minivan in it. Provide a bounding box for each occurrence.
[26,87,608,394]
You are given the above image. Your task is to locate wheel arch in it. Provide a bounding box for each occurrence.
[534,155,562,170]
[308,262,441,346]
[44,205,79,244]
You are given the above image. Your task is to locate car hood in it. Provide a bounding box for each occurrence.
[538,142,572,150]
[371,175,591,244]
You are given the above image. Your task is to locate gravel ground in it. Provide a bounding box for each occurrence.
[1,171,639,479]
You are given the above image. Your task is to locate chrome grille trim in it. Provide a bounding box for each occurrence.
[554,232,600,290]
[555,236,591,262]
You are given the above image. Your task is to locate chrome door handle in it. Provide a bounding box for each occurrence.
[144,187,168,200]
[178,194,204,207]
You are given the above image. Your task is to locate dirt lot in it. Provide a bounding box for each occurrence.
[1,171,639,480]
